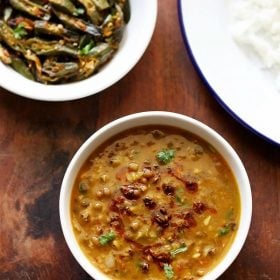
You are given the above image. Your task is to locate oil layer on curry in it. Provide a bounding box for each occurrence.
[71,126,240,280]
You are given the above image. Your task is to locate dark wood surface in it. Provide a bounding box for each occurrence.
[0,1,279,279]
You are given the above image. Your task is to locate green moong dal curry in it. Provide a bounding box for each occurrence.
[71,126,240,280]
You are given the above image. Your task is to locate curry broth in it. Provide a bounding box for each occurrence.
[71,126,240,280]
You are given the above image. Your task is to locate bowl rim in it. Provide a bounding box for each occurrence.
[59,111,252,280]
[0,0,158,102]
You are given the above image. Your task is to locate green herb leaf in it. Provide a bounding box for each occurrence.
[218,225,231,236]
[99,231,116,245]
[170,244,188,257]
[163,263,174,279]
[156,149,175,165]
[13,23,28,39]
[219,222,236,236]
[79,40,95,55]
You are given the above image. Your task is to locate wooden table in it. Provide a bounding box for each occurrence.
[0,1,279,279]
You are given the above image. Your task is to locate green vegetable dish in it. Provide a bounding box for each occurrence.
[71,126,241,280]
[0,0,130,84]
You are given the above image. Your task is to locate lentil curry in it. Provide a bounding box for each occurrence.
[71,126,240,280]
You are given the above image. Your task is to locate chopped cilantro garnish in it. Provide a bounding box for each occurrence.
[218,226,230,236]
[163,263,174,279]
[13,23,27,39]
[80,40,95,55]
[98,231,116,245]
[170,244,188,257]
[156,149,175,165]
[218,224,235,236]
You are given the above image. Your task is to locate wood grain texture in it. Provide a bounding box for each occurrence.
[0,1,279,279]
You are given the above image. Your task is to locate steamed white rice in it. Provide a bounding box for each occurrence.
[231,0,280,88]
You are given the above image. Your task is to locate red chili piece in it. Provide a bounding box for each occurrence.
[110,195,134,216]
[193,202,207,214]
[144,248,171,265]
[109,213,124,234]
[185,181,198,193]
[110,195,125,212]
[183,212,197,228]
[168,168,198,193]
[143,197,156,209]
[152,207,171,228]
[162,184,175,196]
[120,184,141,200]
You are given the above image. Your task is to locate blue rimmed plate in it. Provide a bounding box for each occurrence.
[178,0,280,146]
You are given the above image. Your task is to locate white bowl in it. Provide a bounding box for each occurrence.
[0,0,158,101]
[60,111,252,280]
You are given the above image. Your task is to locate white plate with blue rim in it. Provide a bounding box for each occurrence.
[178,0,280,146]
